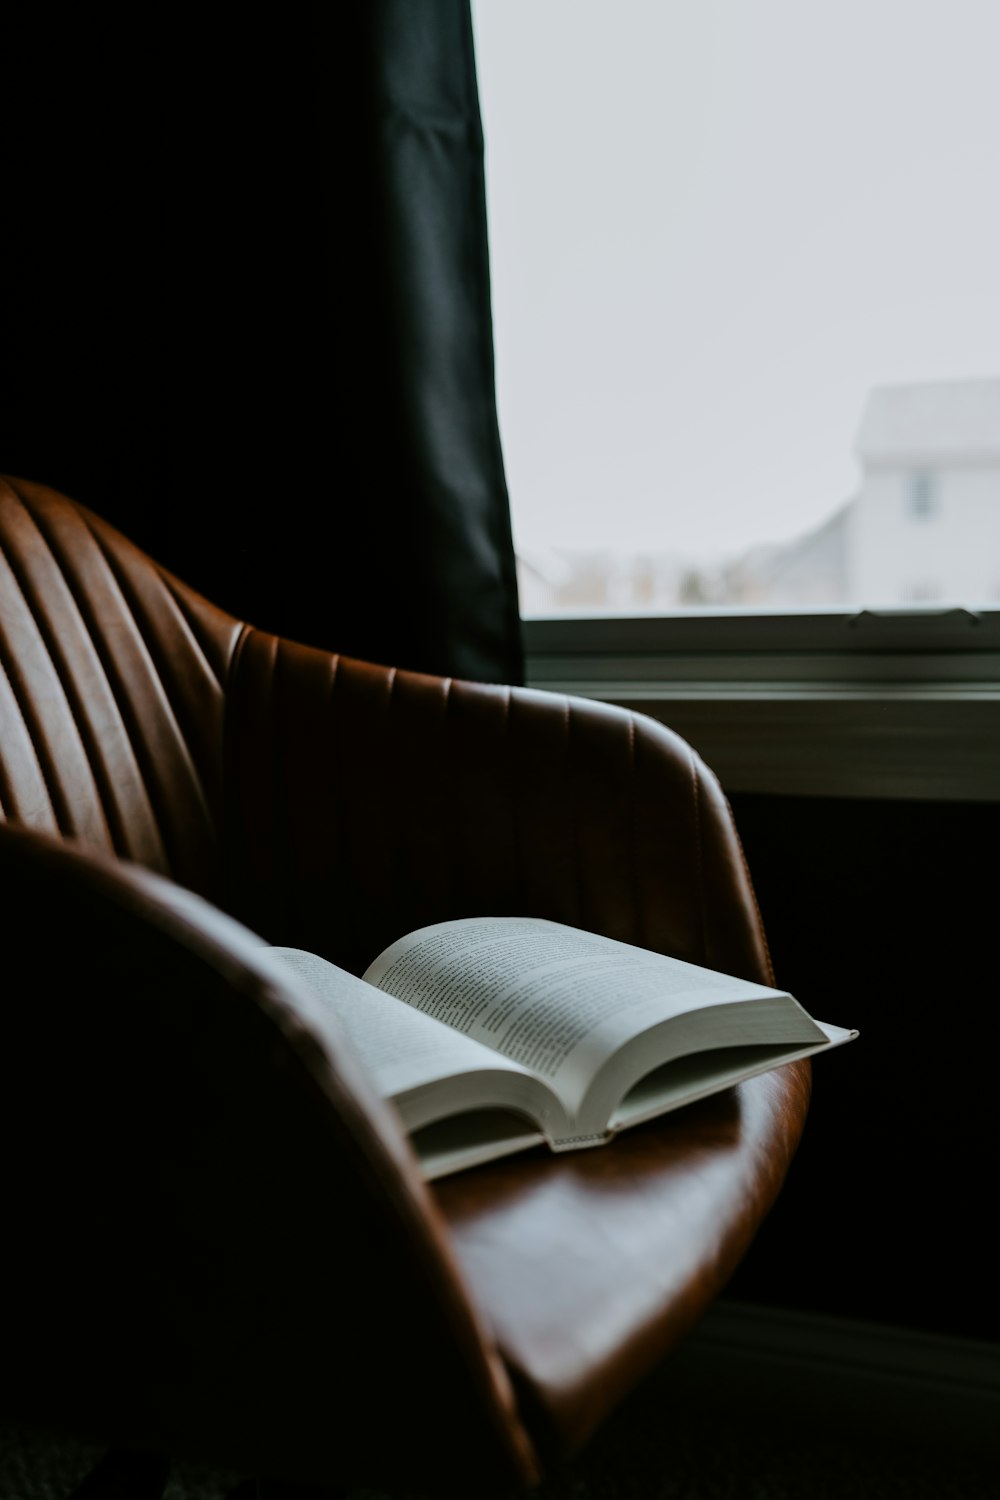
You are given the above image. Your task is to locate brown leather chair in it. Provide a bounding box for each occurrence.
[0,473,811,1497]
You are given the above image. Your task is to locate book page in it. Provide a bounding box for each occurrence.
[608,1021,858,1133]
[412,1111,547,1180]
[267,946,555,1130]
[362,916,806,1118]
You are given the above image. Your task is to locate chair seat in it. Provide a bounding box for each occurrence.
[435,1060,809,1459]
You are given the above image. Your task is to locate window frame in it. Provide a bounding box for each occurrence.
[521,606,1000,803]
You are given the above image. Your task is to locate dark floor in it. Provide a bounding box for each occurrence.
[3,1302,997,1500]
[1,1403,993,1500]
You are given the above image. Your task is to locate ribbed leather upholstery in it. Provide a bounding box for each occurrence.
[0,474,236,896]
[0,473,811,1493]
[223,633,776,985]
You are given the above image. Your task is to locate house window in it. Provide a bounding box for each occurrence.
[906,473,937,521]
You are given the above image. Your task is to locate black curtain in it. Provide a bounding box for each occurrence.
[1,2,523,685]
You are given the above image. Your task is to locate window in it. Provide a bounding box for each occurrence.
[471,0,1000,800]
[906,474,938,522]
[472,0,1000,617]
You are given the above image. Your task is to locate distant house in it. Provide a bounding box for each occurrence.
[517,376,1000,613]
[847,376,1000,605]
[721,502,851,606]
[726,376,1000,608]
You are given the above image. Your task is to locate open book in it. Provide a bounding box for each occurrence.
[268,916,857,1181]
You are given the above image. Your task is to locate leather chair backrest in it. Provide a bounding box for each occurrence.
[0,473,239,899]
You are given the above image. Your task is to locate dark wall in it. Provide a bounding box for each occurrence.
[723,791,999,1344]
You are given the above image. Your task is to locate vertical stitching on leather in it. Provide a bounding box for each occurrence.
[18,488,208,866]
[385,665,398,921]
[223,621,254,795]
[0,663,15,817]
[0,499,114,843]
[66,509,226,875]
[325,647,341,911]
[228,621,253,688]
[222,622,253,870]
[442,674,454,915]
[0,643,62,832]
[504,686,521,903]
[160,572,233,689]
[272,636,293,878]
[626,711,641,948]
[83,514,225,791]
[566,696,584,929]
[690,749,708,963]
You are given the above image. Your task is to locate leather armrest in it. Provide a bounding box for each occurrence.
[0,822,539,1492]
[225,634,775,989]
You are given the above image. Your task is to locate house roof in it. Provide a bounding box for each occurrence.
[855,377,1000,464]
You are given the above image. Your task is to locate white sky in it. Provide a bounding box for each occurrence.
[471,0,1000,564]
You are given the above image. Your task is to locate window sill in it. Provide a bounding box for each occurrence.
[521,608,1000,803]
